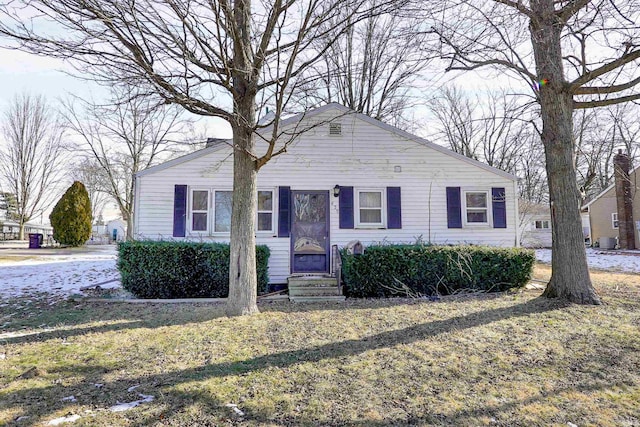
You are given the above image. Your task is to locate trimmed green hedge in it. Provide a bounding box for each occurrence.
[341,245,535,298]
[117,241,270,298]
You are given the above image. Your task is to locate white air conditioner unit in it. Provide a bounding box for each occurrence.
[599,237,616,250]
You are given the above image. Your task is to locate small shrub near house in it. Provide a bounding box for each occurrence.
[341,244,535,298]
[117,241,270,298]
[49,181,92,247]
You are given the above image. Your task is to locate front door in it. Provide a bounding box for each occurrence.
[291,191,330,273]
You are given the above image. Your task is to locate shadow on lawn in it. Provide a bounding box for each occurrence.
[161,382,635,427]
[2,292,529,345]
[286,381,625,427]
[259,292,520,314]
[2,296,571,425]
[0,301,229,345]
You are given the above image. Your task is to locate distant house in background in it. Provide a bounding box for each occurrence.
[519,202,552,248]
[133,103,520,285]
[88,219,127,244]
[0,220,53,241]
[92,224,107,236]
[107,219,127,242]
[519,202,591,248]
[583,155,639,249]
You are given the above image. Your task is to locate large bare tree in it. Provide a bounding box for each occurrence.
[574,104,640,200]
[298,8,433,129]
[73,158,111,226]
[429,85,534,174]
[428,85,481,160]
[0,94,67,239]
[430,0,640,305]
[0,0,388,315]
[63,89,189,240]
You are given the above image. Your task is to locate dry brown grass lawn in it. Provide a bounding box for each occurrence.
[0,264,639,426]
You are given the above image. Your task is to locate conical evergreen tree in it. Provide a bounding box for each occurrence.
[50,181,92,246]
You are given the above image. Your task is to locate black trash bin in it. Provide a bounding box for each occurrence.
[28,233,42,249]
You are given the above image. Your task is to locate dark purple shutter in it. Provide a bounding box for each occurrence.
[278,186,291,237]
[339,186,354,229]
[173,185,187,237]
[446,187,462,229]
[387,187,402,229]
[492,187,507,228]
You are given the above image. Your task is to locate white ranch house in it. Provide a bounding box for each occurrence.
[134,103,519,284]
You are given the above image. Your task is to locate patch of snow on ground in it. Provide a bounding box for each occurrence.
[47,414,81,425]
[536,248,640,274]
[109,393,155,412]
[0,246,119,299]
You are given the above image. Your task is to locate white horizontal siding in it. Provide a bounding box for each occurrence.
[135,108,517,283]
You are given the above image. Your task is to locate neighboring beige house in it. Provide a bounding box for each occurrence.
[582,165,640,249]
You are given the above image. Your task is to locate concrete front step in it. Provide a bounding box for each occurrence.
[288,276,337,288]
[289,295,346,303]
[289,286,341,297]
[287,276,343,302]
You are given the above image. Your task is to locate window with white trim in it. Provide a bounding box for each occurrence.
[534,220,550,229]
[356,189,384,227]
[191,189,209,232]
[257,190,274,232]
[612,212,619,229]
[214,190,233,232]
[188,188,275,234]
[464,191,489,224]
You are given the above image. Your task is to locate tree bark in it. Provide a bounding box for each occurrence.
[531,0,600,304]
[123,211,134,241]
[226,112,259,316]
[226,0,260,316]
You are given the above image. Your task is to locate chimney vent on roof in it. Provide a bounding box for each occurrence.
[206,138,231,148]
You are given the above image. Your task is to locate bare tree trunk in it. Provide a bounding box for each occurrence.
[226,0,259,316]
[18,222,25,241]
[122,211,134,240]
[531,0,600,304]
[227,115,259,316]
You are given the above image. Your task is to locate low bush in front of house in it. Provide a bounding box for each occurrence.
[341,244,535,298]
[117,241,270,298]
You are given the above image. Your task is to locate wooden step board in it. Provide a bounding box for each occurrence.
[287,276,345,303]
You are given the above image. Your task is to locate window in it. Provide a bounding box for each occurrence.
[329,122,342,136]
[612,213,619,229]
[257,190,274,232]
[189,188,275,234]
[464,191,489,224]
[356,189,384,227]
[191,190,209,232]
[214,191,232,232]
[535,220,550,229]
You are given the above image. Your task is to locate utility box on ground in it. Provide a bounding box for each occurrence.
[28,233,43,249]
[599,237,616,250]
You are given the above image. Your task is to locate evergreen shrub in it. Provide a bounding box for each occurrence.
[117,240,270,298]
[117,241,270,298]
[341,244,535,298]
[49,181,92,246]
